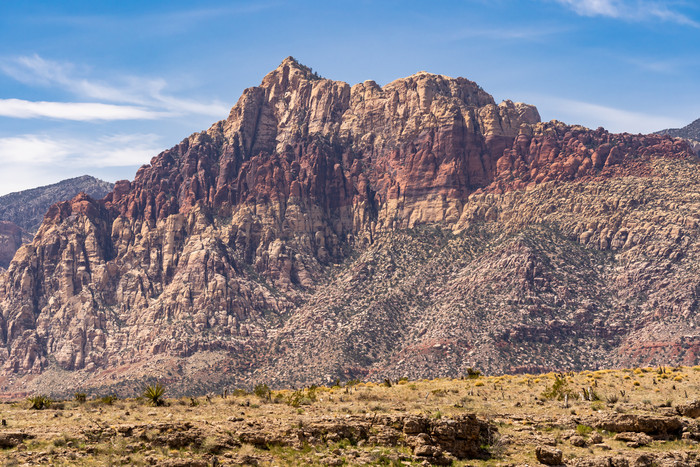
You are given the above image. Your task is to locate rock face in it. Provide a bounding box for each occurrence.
[0,58,698,395]
[0,175,114,269]
[592,414,683,437]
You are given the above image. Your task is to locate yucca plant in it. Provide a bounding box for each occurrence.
[144,382,166,406]
[27,395,51,410]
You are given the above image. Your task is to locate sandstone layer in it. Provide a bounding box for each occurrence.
[0,58,697,395]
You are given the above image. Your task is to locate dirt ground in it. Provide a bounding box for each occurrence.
[1,366,700,465]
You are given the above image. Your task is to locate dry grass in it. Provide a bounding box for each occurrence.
[0,366,698,465]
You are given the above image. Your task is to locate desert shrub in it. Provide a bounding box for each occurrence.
[254,383,271,401]
[74,392,87,403]
[287,390,313,407]
[100,395,117,405]
[467,368,482,379]
[576,424,593,436]
[356,391,382,402]
[143,383,166,407]
[583,387,600,401]
[605,393,619,404]
[27,395,51,410]
[542,376,576,401]
[591,401,604,411]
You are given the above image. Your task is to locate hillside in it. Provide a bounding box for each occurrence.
[0,58,697,396]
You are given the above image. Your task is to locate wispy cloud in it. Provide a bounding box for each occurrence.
[0,133,163,167]
[445,25,569,42]
[553,0,700,27]
[534,95,686,133]
[0,98,164,121]
[0,54,229,121]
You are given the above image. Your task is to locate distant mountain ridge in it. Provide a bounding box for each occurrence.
[0,221,30,270]
[657,118,700,152]
[0,175,114,233]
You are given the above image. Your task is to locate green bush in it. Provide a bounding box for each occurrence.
[542,376,576,401]
[27,395,51,410]
[253,383,271,401]
[467,368,482,379]
[287,390,313,407]
[100,395,117,405]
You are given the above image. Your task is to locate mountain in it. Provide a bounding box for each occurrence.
[0,58,697,397]
[0,175,114,233]
[657,118,700,152]
[0,175,114,269]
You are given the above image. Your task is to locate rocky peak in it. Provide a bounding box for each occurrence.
[262,56,322,86]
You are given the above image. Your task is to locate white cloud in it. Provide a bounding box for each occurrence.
[0,54,229,120]
[556,0,620,16]
[0,133,163,167]
[534,96,686,133]
[0,98,165,121]
[553,0,700,27]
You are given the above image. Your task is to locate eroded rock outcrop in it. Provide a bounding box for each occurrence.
[0,58,697,394]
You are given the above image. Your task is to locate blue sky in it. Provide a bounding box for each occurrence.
[0,0,698,195]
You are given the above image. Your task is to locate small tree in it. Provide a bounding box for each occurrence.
[254,383,271,402]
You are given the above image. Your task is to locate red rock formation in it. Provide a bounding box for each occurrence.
[0,58,697,394]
